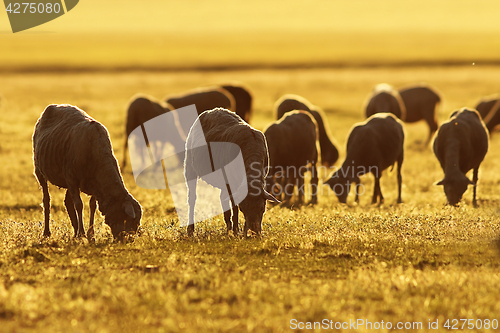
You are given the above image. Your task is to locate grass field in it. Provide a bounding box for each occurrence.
[1,66,500,332]
[1,1,500,332]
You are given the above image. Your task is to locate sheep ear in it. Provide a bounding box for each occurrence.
[123,202,136,218]
[262,189,280,203]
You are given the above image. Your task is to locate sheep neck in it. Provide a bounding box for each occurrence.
[442,136,462,177]
[91,158,128,215]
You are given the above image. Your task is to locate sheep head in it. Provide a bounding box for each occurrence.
[105,199,142,241]
[325,172,359,203]
[436,175,474,206]
[239,189,279,236]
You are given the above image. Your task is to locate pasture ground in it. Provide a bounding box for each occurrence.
[1,66,500,332]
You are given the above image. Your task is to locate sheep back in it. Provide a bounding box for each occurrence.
[346,113,405,174]
[186,108,268,188]
[166,87,235,115]
[399,85,441,123]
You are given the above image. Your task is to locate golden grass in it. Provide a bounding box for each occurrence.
[1,66,500,332]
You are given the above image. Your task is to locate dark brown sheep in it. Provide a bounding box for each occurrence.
[365,84,406,121]
[264,111,319,206]
[275,94,339,167]
[122,95,183,169]
[221,83,253,123]
[33,104,142,240]
[325,113,404,204]
[184,108,278,237]
[166,87,235,116]
[398,84,441,145]
[433,108,489,206]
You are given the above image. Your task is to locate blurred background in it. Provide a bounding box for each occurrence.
[1,0,500,70]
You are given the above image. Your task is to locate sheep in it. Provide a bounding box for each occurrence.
[325,113,404,204]
[475,96,500,133]
[365,83,406,121]
[275,94,339,167]
[398,84,441,145]
[184,108,279,237]
[166,86,235,116]
[433,108,489,206]
[33,104,142,240]
[221,83,253,123]
[122,95,184,169]
[264,111,319,206]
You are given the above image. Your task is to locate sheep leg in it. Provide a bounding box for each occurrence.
[372,176,383,204]
[64,191,79,237]
[187,177,197,237]
[310,161,318,205]
[220,192,232,232]
[472,167,479,207]
[397,154,403,204]
[69,187,85,237]
[36,170,51,238]
[87,196,96,241]
[282,176,294,207]
[231,204,239,235]
[297,170,305,205]
[355,183,361,203]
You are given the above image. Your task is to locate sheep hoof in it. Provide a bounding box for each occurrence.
[397,198,403,204]
[42,231,51,238]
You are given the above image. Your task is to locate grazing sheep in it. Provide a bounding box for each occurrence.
[433,108,489,206]
[398,84,441,145]
[275,94,339,167]
[475,96,500,133]
[264,111,319,206]
[325,113,404,204]
[221,83,253,123]
[166,87,235,116]
[33,104,142,240]
[365,84,406,121]
[184,108,278,237]
[122,95,184,169]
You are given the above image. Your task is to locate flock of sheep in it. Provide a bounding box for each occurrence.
[32,82,496,240]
